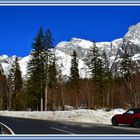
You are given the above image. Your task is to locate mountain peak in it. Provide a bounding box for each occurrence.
[0,55,9,59]
[124,22,140,46]
[71,37,80,41]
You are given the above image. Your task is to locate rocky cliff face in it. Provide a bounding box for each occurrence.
[1,22,140,79]
[0,63,4,75]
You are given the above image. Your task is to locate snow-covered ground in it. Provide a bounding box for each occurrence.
[0,109,125,125]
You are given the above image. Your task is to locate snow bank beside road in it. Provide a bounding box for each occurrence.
[0,109,125,125]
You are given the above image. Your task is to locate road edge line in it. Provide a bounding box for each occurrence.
[0,122,15,135]
[51,127,75,134]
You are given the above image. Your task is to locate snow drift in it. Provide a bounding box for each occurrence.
[0,109,125,125]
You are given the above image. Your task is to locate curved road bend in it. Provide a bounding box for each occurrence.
[0,116,140,134]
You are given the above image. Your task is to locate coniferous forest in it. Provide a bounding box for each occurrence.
[0,27,140,111]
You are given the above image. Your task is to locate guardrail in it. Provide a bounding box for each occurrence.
[0,122,15,135]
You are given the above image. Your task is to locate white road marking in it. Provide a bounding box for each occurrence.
[0,122,15,135]
[51,127,75,134]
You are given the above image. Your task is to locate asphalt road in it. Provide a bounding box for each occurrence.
[0,116,140,135]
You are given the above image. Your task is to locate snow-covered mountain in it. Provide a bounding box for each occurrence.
[1,22,140,79]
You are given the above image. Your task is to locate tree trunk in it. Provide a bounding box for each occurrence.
[45,85,48,111]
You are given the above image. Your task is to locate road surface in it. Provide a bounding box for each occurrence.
[0,116,140,134]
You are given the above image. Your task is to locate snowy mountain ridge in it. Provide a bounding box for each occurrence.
[1,22,140,79]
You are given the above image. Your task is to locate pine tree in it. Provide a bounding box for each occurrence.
[85,42,101,107]
[9,57,23,110]
[43,29,54,111]
[120,47,137,107]
[70,50,79,82]
[86,42,100,79]
[57,65,65,110]
[27,27,46,111]
[0,70,8,110]
[47,52,58,110]
[101,50,112,107]
[27,27,54,111]
[85,42,112,108]
[70,50,80,107]
[94,57,105,107]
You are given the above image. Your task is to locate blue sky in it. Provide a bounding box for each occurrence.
[0,6,140,57]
